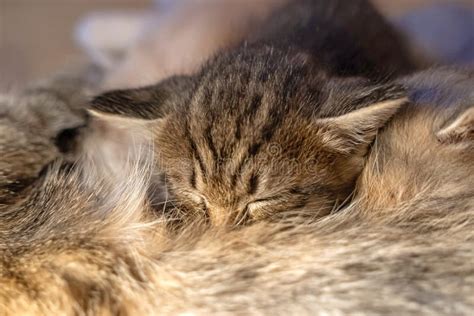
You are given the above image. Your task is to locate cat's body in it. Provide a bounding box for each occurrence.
[91,0,416,226]
[1,67,473,315]
[358,67,474,216]
[0,1,472,314]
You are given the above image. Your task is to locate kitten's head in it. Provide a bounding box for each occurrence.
[90,47,407,226]
[0,73,89,206]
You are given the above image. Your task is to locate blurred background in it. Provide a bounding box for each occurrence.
[1,0,473,90]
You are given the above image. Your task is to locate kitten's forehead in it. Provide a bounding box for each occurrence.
[181,86,321,173]
[187,46,328,113]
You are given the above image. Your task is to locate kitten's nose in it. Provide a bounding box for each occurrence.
[207,206,237,227]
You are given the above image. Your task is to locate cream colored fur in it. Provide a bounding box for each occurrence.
[1,68,472,314]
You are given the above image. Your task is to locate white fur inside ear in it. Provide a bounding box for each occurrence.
[330,98,407,132]
[437,107,474,143]
[317,98,408,154]
[75,11,153,69]
[87,109,158,125]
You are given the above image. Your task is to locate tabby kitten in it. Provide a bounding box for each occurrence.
[0,68,92,207]
[1,67,473,315]
[89,0,411,226]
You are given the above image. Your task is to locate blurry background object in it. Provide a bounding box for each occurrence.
[0,0,473,90]
[0,0,150,90]
[396,3,474,65]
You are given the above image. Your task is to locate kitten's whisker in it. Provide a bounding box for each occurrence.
[233,209,250,227]
[151,200,180,206]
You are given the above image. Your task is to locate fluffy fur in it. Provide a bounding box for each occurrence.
[0,67,94,207]
[1,67,473,314]
[89,0,416,226]
[0,1,472,313]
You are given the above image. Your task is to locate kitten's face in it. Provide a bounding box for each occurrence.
[155,82,380,225]
[0,80,88,205]
[91,48,406,226]
[159,101,357,225]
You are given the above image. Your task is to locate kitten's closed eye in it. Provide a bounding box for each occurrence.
[244,197,281,221]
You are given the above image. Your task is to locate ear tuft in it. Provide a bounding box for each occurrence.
[437,107,474,144]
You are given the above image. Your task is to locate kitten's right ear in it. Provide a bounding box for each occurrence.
[316,82,408,156]
[89,75,194,120]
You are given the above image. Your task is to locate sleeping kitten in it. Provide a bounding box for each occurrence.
[0,68,92,207]
[89,0,412,226]
[1,68,473,315]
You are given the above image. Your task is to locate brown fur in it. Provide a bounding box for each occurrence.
[0,67,93,207]
[358,67,474,216]
[90,52,406,227]
[0,67,473,315]
[90,0,417,226]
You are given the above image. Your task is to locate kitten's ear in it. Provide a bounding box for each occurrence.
[317,83,408,155]
[89,75,194,120]
[436,107,474,144]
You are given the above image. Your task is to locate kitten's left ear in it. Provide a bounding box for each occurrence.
[316,83,408,155]
[89,75,194,120]
[436,107,474,144]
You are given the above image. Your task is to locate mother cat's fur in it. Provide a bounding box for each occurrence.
[1,68,473,315]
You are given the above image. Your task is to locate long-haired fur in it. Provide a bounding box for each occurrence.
[1,67,473,315]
